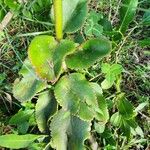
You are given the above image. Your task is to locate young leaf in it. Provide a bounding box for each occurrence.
[51,0,88,33]
[0,134,44,149]
[28,35,57,82]
[13,59,48,102]
[54,73,97,121]
[110,112,122,127]
[9,109,34,125]
[119,0,138,34]
[66,38,111,69]
[84,11,103,37]
[90,83,109,123]
[35,90,57,133]
[101,79,114,90]
[101,63,123,89]
[94,122,105,134]
[50,109,91,150]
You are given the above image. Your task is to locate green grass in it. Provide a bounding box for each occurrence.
[0,0,149,149]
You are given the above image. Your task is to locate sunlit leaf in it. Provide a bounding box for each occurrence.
[0,134,44,149]
[54,73,97,121]
[66,38,111,69]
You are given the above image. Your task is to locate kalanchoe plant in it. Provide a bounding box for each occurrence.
[0,0,140,149]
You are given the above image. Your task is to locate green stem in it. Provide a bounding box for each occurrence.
[54,0,63,41]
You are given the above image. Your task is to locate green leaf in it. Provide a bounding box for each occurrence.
[139,38,150,47]
[13,59,48,102]
[101,63,123,89]
[135,102,148,112]
[9,109,34,125]
[101,79,114,90]
[118,96,134,119]
[111,64,123,76]
[142,9,150,25]
[0,9,5,22]
[28,35,57,82]
[0,134,43,149]
[66,38,111,69]
[4,0,20,12]
[28,36,76,82]
[54,73,97,121]
[53,40,75,78]
[94,122,105,133]
[99,17,113,33]
[110,112,122,127]
[84,11,103,37]
[52,0,88,33]
[17,122,29,134]
[119,0,138,34]
[35,90,57,133]
[90,83,109,123]
[50,109,91,150]
[101,63,111,74]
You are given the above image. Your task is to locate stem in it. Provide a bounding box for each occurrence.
[54,0,63,41]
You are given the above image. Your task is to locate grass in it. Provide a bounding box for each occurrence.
[0,0,149,149]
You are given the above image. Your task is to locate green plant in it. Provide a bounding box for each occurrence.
[0,0,147,149]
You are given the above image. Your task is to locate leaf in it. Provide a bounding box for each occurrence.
[9,109,34,125]
[4,0,20,12]
[0,134,43,149]
[28,35,57,82]
[28,36,75,82]
[94,122,105,133]
[0,9,5,22]
[54,73,97,121]
[101,79,114,90]
[13,59,48,102]
[111,64,123,76]
[101,63,111,74]
[101,63,123,89]
[99,17,113,33]
[51,0,88,33]
[142,9,150,25]
[110,112,122,127]
[35,90,57,133]
[119,0,138,34]
[90,83,109,123]
[118,96,134,119]
[135,102,148,112]
[53,40,75,78]
[66,38,111,69]
[50,109,91,150]
[17,122,29,134]
[84,11,103,37]
[139,38,150,47]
